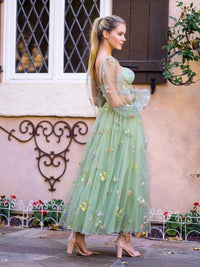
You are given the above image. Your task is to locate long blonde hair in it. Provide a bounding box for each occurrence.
[88,15,126,82]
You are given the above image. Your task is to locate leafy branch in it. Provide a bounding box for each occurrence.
[161,1,200,86]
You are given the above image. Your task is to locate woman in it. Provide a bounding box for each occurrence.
[60,15,150,258]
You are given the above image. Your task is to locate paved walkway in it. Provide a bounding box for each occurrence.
[0,226,200,266]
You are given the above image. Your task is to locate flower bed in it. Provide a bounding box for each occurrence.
[148,202,200,242]
[0,196,64,229]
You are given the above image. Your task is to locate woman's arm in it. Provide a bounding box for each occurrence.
[102,59,135,108]
[91,80,98,106]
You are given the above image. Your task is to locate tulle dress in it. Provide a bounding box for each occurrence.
[60,55,150,235]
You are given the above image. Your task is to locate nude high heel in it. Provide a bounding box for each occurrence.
[116,235,141,258]
[67,232,93,256]
[67,232,76,254]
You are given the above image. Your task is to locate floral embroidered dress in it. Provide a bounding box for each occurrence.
[60,55,150,235]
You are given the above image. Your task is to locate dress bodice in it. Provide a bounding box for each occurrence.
[121,67,135,85]
[99,55,150,115]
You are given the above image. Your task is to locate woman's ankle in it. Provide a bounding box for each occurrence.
[119,232,131,243]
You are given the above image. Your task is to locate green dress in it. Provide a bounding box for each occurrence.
[60,56,150,235]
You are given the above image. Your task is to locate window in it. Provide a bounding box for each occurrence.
[64,0,100,73]
[3,0,111,82]
[16,0,50,73]
[113,0,169,84]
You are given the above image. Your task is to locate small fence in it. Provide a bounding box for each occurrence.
[148,208,200,242]
[0,198,64,229]
[0,198,200,242]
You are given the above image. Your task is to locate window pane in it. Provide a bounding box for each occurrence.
[15,0,49,73]
[64,0,100,73]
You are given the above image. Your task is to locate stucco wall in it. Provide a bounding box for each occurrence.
[146,0,200,213]
[0,2,3,83]
[0,117,94,202]
[0,0,199,214]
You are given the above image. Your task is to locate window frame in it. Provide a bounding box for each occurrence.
[3,0,111,83]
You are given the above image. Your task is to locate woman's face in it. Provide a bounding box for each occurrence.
[106,23,126,50]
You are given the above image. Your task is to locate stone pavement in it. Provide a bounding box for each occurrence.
[0,226,200,267]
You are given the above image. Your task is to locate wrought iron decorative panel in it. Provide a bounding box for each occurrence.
[0,119,88,191]
[64,0,100,73]
[16,0,49,73]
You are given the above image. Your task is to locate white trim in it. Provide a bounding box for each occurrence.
[3,0,17,82]
[48,0,57,79]
[52,0,65,80]
[100,0,112,17]
[5,73,88,83]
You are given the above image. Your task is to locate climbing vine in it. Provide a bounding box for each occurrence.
[161,1,200,86]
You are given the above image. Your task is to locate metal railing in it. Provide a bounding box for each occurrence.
[147,208,200,242]
[0,198,64,229]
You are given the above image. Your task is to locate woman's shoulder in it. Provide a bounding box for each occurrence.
[104,55,118,63]
[101,55,120,69]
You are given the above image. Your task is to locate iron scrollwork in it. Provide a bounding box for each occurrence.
[0,120,88,191]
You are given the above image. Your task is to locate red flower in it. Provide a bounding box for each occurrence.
[11,195,16,199]
[3,200,7,205]
[164,211,168,217]
[193,202,200,207]
[33,200,42,206]
[39,209,47,216]
[182,217,185,220]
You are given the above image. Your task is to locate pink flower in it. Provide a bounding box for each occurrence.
[87,179,92,185]
[127,190,132,197]
[3,200,7,205]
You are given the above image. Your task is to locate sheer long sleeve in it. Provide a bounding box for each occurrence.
[99,56,150,117]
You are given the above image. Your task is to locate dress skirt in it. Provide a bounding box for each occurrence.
[60,102,150,235]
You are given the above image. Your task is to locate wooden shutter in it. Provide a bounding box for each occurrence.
[113,0,169,84]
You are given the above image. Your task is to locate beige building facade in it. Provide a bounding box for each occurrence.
[0,0,199,214]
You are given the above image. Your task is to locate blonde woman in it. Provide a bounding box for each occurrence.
[60,15,150,258]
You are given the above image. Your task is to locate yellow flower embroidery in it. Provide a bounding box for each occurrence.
[114,207,124,218]
[100,172,109,181]
[80,201,88,212]
[105,104,109,111]
[131,162,138,171]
